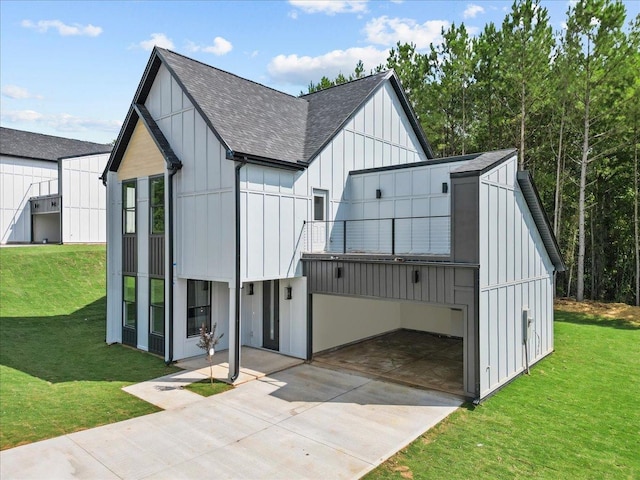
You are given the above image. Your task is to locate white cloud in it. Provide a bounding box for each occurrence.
[2,85,43,100]
[288,0,368,15]
[187,36,233,56]
[463,4,485,19]
[364,16,448,50]
[135,33,175,51]
[21,19,102,37]
[268,46,387,85]
[1,109,121,133]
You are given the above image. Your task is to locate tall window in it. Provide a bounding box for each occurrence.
[123,276,136,328]
[150,176,164,234]
[150,278,164,335]
[187,280,210,337]
[123,181,136,234]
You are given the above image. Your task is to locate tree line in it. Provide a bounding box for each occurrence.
[307,0,640,305]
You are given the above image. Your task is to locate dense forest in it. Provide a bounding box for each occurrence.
[306,0,640,305]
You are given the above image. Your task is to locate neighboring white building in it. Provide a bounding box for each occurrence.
[0,128,111,244]
[103,48,565,401]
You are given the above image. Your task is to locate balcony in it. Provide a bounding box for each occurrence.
[303,216,450,257]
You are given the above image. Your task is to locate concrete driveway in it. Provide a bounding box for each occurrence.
[0,364,462,480]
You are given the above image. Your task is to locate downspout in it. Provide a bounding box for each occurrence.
[166,163,181,365]
[230,159,245,382]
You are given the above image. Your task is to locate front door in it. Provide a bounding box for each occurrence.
[311,189,328,252]
[262,280,279,350]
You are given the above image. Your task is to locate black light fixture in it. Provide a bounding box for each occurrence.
[376,189,382,199]
[442,182,448,194]
[285,286,292,300]
[248,283,254,295]
[335,266,342,278]
[413,269,420,284]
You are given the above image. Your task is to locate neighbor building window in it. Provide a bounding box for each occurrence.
[123,276,136,328]
[150,278,164,335]
[150,176,164,234]
[123,180,136,234]
[187,279,210,337]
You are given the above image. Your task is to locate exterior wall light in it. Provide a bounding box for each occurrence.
[285,286,292,300]
[376,189,382,199]
[442,182,448,194]
[413,269,420,283]
[335,266,342,278]
[248,283,254,295]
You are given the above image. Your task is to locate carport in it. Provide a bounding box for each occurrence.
[303,258,479,399]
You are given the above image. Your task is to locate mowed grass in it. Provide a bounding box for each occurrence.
[367,307,640,479]
[0,245,179,450]
[184,378,233,397]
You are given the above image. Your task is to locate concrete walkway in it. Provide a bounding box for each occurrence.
[123,347,304,410]
[0,364,462,480]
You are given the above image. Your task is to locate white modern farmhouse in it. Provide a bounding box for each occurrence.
[103,48,564,401]
[0,127,112,244]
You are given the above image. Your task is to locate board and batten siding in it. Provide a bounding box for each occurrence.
[345,160,473,255]
[478,155,554,397]
[240,81,429,281]
[1,156,58,243]
[145,63,235,283]
[61,153,109,243]
[105,170,123,344]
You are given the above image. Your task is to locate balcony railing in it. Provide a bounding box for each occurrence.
[303,216,450,256]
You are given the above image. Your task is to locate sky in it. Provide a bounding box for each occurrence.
[1,0,639,144]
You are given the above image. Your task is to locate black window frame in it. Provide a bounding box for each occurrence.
[149,278,164,335]
[123,275,137,328]
[150,176,165,235]
[187,279,211,338]
[123,180,137,235]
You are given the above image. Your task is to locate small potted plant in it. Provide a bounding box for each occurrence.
[196,323,224,385]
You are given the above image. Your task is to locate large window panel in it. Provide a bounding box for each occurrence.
[123,181,136,234]
[123,275,136,328]
[187,280,210,337]
[150,176,164,235]
[150,278,164,335]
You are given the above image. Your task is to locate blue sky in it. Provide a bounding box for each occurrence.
[1,0,638,144]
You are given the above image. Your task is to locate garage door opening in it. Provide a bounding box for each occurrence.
[311,295,465,396]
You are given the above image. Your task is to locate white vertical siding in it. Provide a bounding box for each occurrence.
[136,178,150,350]
[0,156,58,243]
[105,171,122,344]
[61,153,109,243]
[478,155,555,397]
[240,80,430,281]
[145,64,235,283]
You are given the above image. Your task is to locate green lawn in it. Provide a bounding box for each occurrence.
[367,309,640,479]
[0,245,179,450]
[184,378,233,397]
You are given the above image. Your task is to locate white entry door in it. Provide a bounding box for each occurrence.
[311,189,328,252]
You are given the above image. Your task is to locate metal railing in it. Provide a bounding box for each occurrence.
[304,215,450,256]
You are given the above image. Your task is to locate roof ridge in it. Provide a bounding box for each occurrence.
[156,47,304,102]
[0,126,107,147]
[299,70,391,98]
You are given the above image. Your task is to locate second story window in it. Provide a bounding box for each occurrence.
[123,180,136,234]
[150,176,165,234]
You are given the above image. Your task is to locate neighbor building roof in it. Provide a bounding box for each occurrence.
[105,48,434,176]
[0,127,111,162]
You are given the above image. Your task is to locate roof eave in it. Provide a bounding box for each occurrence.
[387,71,435,159]
[517,170,566,272]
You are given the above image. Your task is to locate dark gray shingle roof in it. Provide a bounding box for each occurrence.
[450,149,517,176]
[158,49,309,163]
[0,127,111,162]
[300,71,390,160]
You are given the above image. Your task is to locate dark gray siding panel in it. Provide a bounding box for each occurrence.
[149,235,164,277]
[452,176,479,264]
[122,235,137,275]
